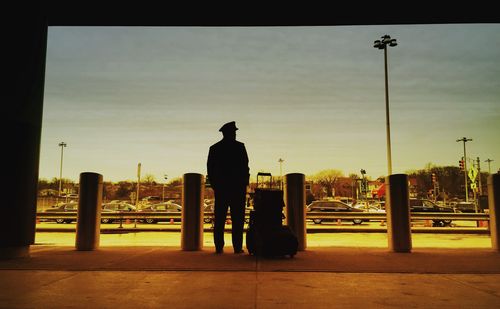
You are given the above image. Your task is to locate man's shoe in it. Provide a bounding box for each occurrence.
[215,248,223,254]
[234,249,244,254]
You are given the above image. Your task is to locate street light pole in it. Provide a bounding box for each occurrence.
[456,137,472,202]
[383,46,392,176]
[278,158,284,189]
[374,35,397,176]
[476,157,483,195]
[58,142,67,197]
[135,162,141,228]
[162,174,168,202]
[136,163,141,206]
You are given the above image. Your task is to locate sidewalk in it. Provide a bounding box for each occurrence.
[1,245,499,308]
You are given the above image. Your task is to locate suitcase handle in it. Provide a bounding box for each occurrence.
[256,172,273,189]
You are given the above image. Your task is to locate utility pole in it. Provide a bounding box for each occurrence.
[476,157,483,195]
[485,159,494,174]
[456,137,472,202]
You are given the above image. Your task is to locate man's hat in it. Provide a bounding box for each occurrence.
[219,121,238,132]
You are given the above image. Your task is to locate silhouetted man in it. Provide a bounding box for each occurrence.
[207,121,249,254]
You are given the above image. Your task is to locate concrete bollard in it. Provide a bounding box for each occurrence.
[284,173,307,251]
[181,173,204,251]
[488,174,500,251]
[386,174,412,253]
[75,172,103,251]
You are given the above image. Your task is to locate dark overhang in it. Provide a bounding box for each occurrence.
[42,3,499,27]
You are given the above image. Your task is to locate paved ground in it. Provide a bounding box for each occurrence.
[1,237,499,308]
[34,230,493,248]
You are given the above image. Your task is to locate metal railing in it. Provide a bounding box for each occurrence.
[37,211,490,223]
[38,212,183,220]
[306,212,489,221]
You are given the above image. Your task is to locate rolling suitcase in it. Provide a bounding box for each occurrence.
[261,226,298,257]
[246,173,298,258]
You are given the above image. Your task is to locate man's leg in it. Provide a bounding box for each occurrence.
[229,189,246,253]
[213,191,229,253]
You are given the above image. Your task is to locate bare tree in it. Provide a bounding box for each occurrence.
[143,174,157,185]
[310,169,344,197]
[167,177,183,189]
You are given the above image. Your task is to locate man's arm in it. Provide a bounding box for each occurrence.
[207,146,217,190]
[242,143,250,186]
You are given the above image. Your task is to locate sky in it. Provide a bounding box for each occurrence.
[40,24,500,183]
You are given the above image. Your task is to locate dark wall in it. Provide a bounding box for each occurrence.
[3,4,47,247]
[44,3,498,26]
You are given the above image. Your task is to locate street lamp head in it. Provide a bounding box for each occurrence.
[373,40,386,49]
[59,142,67,147]
[381,35,392,43]
[374,36,397,50]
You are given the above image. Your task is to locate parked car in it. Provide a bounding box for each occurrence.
[365,206,386,213]
[202,203,252,224]
[100,202,137,223]
[44,202,130,224]
[453,202,480,213]
[306,200,365,225]
[374,201,386,210]
[102,202,136,212]
[44,202,78,224]
[352,201,369,208]
[409,198,454,226]
[142,196,162,203]
[62,193,79,200]
[138,201,182,224]
[203,203,215,224]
